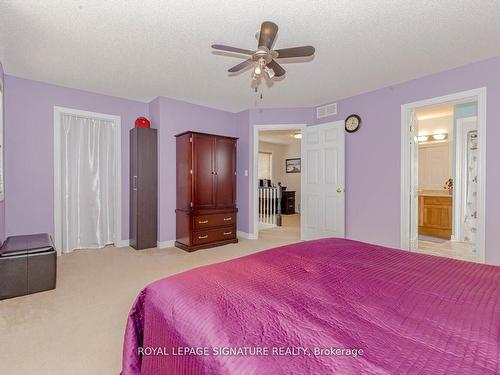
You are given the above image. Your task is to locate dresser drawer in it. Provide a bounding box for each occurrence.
[423,196,452,206]
[193,212,236,230]
[192,226,236,245]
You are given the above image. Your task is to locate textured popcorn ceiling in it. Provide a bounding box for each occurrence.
[1,1,500,112]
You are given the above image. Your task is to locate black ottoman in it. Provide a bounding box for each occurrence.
[0,233,57,300]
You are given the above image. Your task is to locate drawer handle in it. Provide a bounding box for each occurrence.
[198,220,209,224]
[198,235,209,239]
[223,217,232,221]
[223,231,232,235]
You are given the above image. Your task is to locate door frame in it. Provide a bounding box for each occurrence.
[53,106,122,255]
[400,88,486,263]
[251,123,307,240]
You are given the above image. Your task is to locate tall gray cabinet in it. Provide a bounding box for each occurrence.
[129,128,157,250]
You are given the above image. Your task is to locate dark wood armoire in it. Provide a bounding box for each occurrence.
[175,131,238,251]
[130,128,158,250]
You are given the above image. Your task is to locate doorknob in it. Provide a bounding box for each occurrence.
[336,187,344,193]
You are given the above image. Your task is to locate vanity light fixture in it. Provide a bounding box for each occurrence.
[432,133,447,141]
[293,133,302,139]
[417,133,448,143]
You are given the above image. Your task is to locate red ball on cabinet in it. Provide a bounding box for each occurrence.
[134,117,151,128]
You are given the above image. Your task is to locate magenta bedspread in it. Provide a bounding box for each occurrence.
[121,239,500,374]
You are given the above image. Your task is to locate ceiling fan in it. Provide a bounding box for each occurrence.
[212,21,315,80]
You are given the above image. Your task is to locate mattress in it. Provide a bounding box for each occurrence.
[121,238,500,374]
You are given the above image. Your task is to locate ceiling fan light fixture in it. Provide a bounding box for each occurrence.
[212,21,315,84]
[264,66,275,78]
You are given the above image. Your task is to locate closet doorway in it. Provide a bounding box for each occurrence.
[53,107,122,255]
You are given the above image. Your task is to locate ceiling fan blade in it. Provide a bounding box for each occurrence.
[275,46,315,58]
[212,44,254,55]
[267,60,286,77]
[258,21,278,49]
[228,59,254,73]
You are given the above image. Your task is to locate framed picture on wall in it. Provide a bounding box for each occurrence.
[286,158,301,173]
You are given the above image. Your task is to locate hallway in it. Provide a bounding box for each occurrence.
[259,214,301,243]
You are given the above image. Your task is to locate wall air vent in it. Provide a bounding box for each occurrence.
[316,103,337,119]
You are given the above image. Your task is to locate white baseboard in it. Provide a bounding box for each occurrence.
[238,231,257,240]
[116,239,175,249]
[237,231,250,239]
[115,239,130,248]
[158,240,175,249]
[117,235,261,247]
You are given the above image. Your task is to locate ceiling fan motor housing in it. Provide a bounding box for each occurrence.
[253,47,273,64]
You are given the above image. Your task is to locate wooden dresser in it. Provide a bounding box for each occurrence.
[175,131,238,251]
[418,194,452,239]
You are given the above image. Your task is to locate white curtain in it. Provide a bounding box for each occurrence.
[61,114,117,253]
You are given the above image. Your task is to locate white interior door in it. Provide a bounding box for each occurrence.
[301,121,345,240]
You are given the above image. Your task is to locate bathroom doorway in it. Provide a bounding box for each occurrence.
[415,103,477,261]
[401,88,486,263]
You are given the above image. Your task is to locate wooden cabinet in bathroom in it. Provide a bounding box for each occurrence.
[418,195,452,239]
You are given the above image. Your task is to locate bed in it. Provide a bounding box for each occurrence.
[121,238,500,374]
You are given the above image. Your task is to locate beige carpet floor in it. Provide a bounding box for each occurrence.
[0,215,300,375]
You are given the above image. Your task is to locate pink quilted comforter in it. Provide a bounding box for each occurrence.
[121,239,500,374]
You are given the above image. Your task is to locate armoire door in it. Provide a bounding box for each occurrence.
[215,137,236,208]
[193,133,216,208]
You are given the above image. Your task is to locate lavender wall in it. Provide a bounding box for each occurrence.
[249,107,314,126]
[313,56,500,265]
[3,56,500,265]
[150,97,248,242]
[3,76,148,240]
[234,110,251,233]
[0,62,5,241]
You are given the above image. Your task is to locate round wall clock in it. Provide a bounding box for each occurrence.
[345,114,361,133]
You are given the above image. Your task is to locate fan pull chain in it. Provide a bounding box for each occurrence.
[253,86,264,107]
